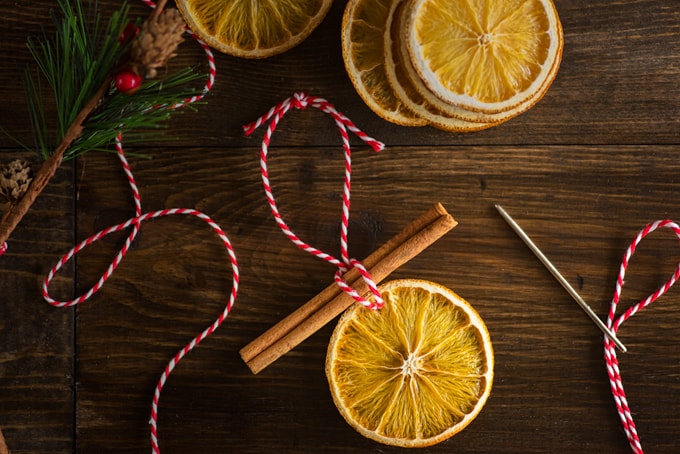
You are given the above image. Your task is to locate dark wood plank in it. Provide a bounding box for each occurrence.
[0,1,122,451]
[0,151,74,453]
[74,144,680,452]
[1,1,679,149]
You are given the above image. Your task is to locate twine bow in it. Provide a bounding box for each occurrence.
[243,92,386,310]
[604,219,680,454]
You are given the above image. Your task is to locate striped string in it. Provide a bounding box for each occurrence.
[604,219,680,454]
[40,3,227,453]
[170,30,215,107]
[243,92,386,310]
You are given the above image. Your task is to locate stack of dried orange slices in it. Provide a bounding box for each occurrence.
[342,0,564,131]
[326,279,494,447]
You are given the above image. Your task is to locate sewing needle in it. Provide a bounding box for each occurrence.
[495,204,627,353]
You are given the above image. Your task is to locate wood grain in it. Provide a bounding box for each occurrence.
[1,0,679,453]
[0,152,74,453]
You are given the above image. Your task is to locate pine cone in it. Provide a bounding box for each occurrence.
[0,159,33,203]
[129,0,186,79]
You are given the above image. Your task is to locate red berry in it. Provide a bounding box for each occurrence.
[114,68,142,94]
[119,23,140,44]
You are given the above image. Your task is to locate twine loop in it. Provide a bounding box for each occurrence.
[37,4,223,452]
[604,219,680,454]
[244,92,385,309]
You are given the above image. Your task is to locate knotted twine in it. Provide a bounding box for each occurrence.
[243,92,386,310]
[11,2,230,453]
[604,219,680,454]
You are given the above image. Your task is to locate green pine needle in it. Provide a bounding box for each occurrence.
[71,67,205,159]
[21,0,206,161]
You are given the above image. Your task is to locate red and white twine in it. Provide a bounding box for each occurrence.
[42,141,239,454]
[243,92,386,309]
[16,2,227,453]
[139,0,216,108]
[604,219,680,454]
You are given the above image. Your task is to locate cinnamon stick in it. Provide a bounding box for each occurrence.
[240,203,449,363]
[0,426,9,454]
[240,203,457,374]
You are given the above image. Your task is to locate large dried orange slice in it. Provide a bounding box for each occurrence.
[404,0,563,114]
[342,0,427,126]
[326,279,494,447]
[176,0,333,58]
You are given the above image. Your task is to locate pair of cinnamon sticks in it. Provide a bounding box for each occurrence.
[240,202,457,374]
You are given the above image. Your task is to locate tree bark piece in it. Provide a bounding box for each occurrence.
[0,77,110,247]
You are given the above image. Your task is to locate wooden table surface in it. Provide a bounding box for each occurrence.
[1,0,679,452]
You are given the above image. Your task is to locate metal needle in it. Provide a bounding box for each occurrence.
[495,204,627,352]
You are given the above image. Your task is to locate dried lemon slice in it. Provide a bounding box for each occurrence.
[326,279,494,447]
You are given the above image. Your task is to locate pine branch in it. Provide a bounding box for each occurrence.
[25,0,132,159]
[0,0,203,248]
[68,67,204,159]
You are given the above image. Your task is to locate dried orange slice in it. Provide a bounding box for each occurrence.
[326,279,494,447]
[342,0,427,126]
[175,0,333,58]
[384,0,496,131]
[404,0,563,113]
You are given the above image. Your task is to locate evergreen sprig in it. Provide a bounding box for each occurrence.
[69,67,205,158]
[23,0,204,160]
[0,0,206,247]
